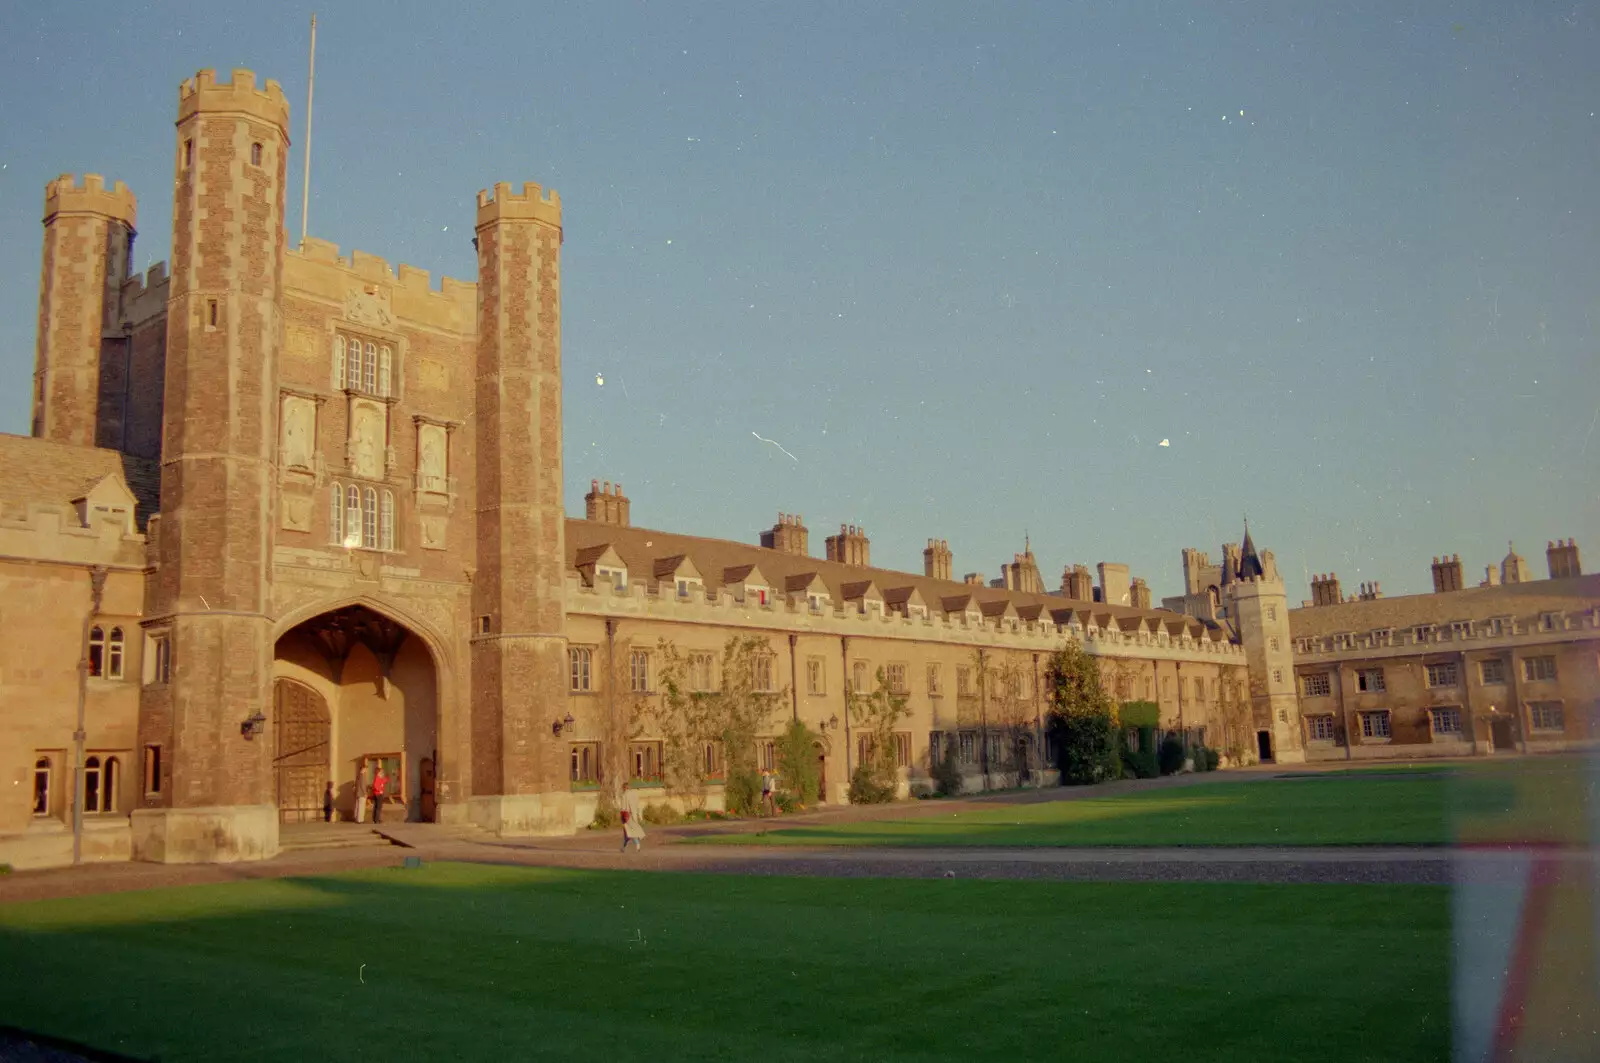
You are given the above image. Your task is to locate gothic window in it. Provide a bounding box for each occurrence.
[144,745,162,795]
[145,632,171,685]
[250,141,262,166]
[629,650,651,693]
[569,647,593,692]
[378,346,392,397]
[690,653,715,693]
[89,626,105,677]
[380,490,395,551]
[347,338,363,390]
[363,342,377,393]
[362,488,378,549]
[334,336,346,391]
[84,756,101,814]
[107,627,124,679]
[32,757,52,817]
[345,485,361,544]
[329,481,344,544]
[806,657,825,695]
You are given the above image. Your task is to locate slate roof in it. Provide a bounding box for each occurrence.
[565,517,1219,638]
[0,433,160,530]
[1289,574,1600,638]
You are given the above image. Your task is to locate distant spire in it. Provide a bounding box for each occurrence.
[1238,518,1264,580]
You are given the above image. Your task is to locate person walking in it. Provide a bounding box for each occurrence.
[761,769,778,816]
[370,764,389,824]
[354,764,369,824]
[619,781,646,852]
[323,781,336,823]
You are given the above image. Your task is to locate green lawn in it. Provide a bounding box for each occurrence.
[700,774,1453,847]
[0,862,1446,1062]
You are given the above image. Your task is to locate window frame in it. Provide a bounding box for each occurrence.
[1528,701,1564,732]
[32,756,53,818]
[1301,672,1331,698]
[629,649,651,694]
[1356,668,1385,693]
[1480,658,1506,685]
[805,656,825,696]
[569,741,601,787]
[569,646,594,693]
[1359,710,1392,740]
[1430,707,1463,737]
[1521,656,1557,682]
[1307,715,1337,742]
[1425,662,1459,688]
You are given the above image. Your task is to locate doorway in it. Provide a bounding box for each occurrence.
[274,679,331,824]
[1490,716,1516,753]
[1256,730,1274,763]
[814,741,828,804]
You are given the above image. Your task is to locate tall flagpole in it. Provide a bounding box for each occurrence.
[300,13,317,248]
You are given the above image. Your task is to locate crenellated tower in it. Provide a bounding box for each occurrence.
[1222,523,1303,764]
[470,180,572,832]
[32,174,138,447]
[133,70,291,861]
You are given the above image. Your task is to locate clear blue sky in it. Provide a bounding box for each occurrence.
[1,1,1595,602]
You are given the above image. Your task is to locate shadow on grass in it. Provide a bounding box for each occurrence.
[0,863,1448,1063]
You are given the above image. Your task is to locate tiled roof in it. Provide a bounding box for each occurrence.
[1288,575,1600,637]
[565,518,1212,635]
[0,433,159,530]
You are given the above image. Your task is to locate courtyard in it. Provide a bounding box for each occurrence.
[0,760,1591,1062]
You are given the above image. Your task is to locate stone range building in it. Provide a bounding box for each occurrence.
[1287,544,1599,760]
[0,65,1592,871]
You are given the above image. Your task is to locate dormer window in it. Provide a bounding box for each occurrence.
[808,594,828,614]
[596,565,627,591]
[1451,620,1472,639]
[1539,612,1562,633]
[1413,625,1434,644]
[909,605,927,621]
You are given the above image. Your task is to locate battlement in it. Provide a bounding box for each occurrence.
[178,68,290,131]
[43,173,137,227]
[475,181,562,229]
[119,261,170,298]
[288,238,476,301]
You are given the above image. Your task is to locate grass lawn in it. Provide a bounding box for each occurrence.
[0,862,1446,1062]
[698,773,1455,848]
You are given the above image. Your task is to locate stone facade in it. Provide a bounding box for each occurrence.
[10,62,1589,873]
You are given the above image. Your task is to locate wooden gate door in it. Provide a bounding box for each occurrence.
[274,679,331,824]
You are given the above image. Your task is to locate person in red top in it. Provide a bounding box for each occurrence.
[370,764,389,824]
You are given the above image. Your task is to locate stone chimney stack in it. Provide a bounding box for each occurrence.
[1129,577,1152,610]
[1097,562,1131,607]
[1357,581,1382,601]
[1309,573,1343,607]
[584,479,631,527]
[1060,564,1094,602]
[923,539,952,581]
[963,572,983,586]
[760,512,810,556]
[824,523,870,567]
[1547,538,1582,579]
[1431,554,1464,593]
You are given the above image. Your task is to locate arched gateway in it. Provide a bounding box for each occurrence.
[273,604,441,824]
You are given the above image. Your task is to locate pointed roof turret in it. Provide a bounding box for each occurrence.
[1238,518,1264,580]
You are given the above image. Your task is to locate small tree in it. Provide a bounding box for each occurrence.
[635,634,784,815]
[984,653,1037,783]
[848,666,911,804]
[1215,666,1254,766]
[1044,640,1119,785]
[775,718,821,806]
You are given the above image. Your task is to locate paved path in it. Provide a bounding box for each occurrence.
[2,760,1580,903]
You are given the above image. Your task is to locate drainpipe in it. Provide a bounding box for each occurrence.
[604,618,618,789]
[74,565,109,866]
[787,634,799,722]
[977,648,991,791]
[841,636,853,791]
[1031,651,1042,783]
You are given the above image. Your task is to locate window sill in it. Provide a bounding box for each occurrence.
[626,780,665,789]
[569,782,601,792]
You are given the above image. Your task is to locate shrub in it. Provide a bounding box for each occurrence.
[1202,746,1221,772]
[1048,709,1119,785]
[724,768,763,816]
[776,719,822,806]
[932,746,965,797]
[1158,735,1186,776]
[590,805,618,829]
[642,801,681,826]
[848,763,896,804]
[1118,727,1159,779]
[773,790,800,813]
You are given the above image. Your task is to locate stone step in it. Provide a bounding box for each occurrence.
[279,825,401,853]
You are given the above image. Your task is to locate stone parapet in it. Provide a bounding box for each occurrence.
[177,68,289,132]
[564,574,1243,665]
[43,173,136,228]
[475,181,562,230]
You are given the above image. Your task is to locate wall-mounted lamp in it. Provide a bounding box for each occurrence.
[552,712,575,737]
[241,710,267,740]
[827,713,839,731]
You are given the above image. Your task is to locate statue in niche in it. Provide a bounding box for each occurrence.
[281,398,314,470]
[352,404,383,479]
[419,427,446,492]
